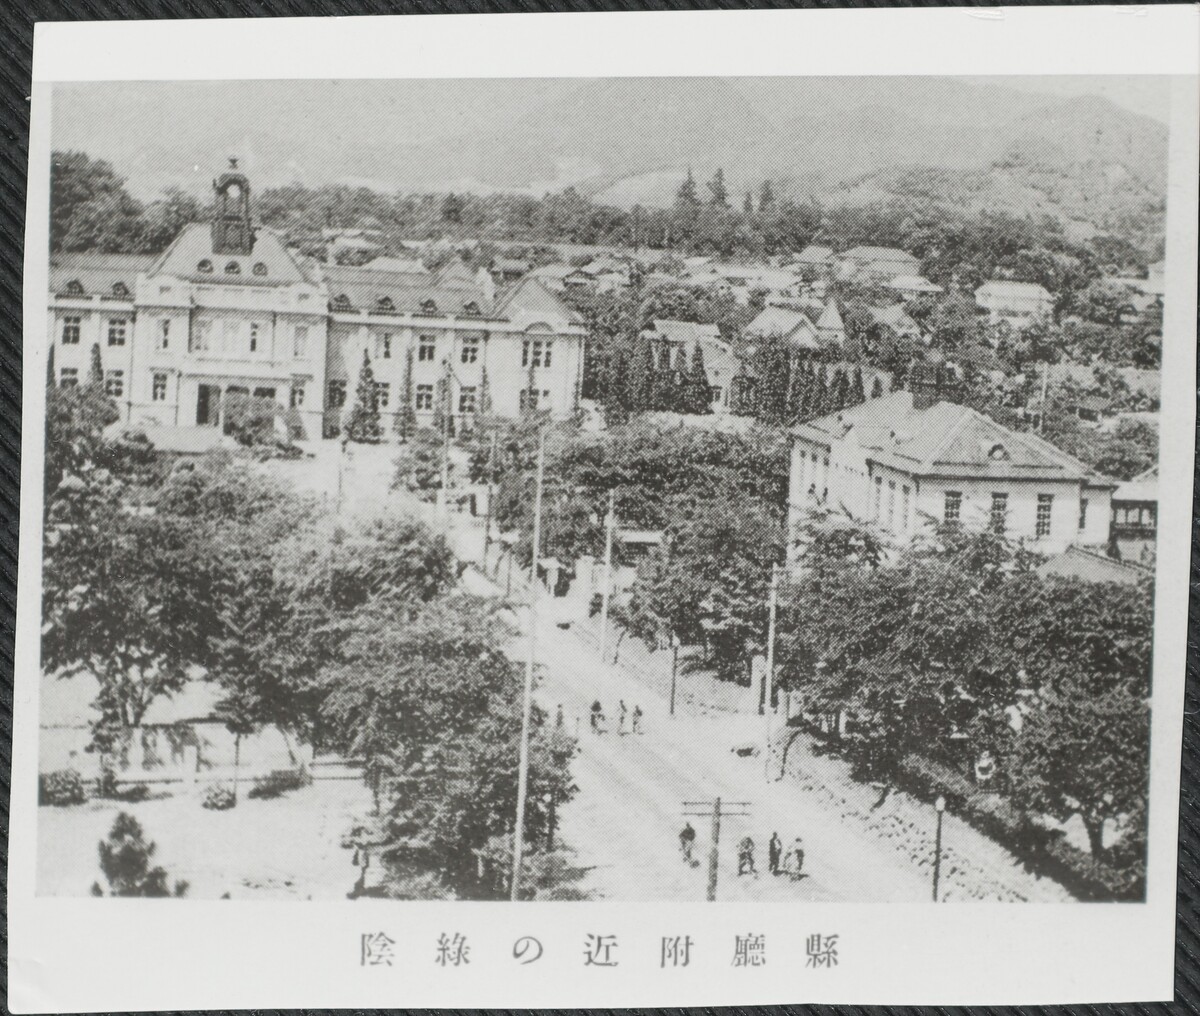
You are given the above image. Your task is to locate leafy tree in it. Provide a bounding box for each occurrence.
[44,363,120,498]
[442,193,464,224]
[346,350,383,444]
[223,392,282,447]
[742,192,754,215]
[92,812,187,897]
[88,343,104,388]
[393,428,447,498]
[1009,682,1148,858]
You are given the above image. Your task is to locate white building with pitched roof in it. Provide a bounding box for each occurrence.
[47,160,587,441]
[788,382,1116,561]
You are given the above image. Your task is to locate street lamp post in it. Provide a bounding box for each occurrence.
[932,794,946,902]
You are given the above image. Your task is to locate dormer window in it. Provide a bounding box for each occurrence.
[65,280,84,296]
[376,296,395,313]
[421,299,438,315]
[462,301,481,317]
[225,261,241,275]
[252,262,267,277]
[111,282,129,298]
[198,259,213,274]
[332,294,352,312]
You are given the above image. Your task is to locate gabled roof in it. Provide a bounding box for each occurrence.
[869,303,921,331]
[744,306,820,349]
[325,261,487,316]
[49,252,156,297]
[792,390,1115,485]
[151,223,315,286]
[492,276,581,325]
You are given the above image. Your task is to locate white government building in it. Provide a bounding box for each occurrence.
[47,161,586,441]
[788,376,1116,559]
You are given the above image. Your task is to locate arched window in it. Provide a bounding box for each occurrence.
[65,279,84,296]
[198,259,213,274]
[332,294,352,312]
[225,261,242,275]
[376,296,395,312]
[252,262,267,277]
[462,301,481,317]
[420,299,438,315]
[111,282,129,298]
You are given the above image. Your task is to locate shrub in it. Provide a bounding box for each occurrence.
[39,768,87,806]
[247,768,312,800]
[202,784,237,810]
[93,811,188,897]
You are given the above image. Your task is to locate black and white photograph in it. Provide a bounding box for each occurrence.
[34,71,1173,905]
[9,7,1199,1010]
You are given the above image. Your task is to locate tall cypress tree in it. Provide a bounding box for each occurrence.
[396,347,416,441]
[47,342,56,388]
[607,349,632,424]
[346,349,382,444]
[813,364,830,417]
[871,375,885,399]
[629,333,657,413]
[851,366,867,406]
[88,343,104,389]
[683,343,713,415]
[832,368,850,412]
[479,363,493,418]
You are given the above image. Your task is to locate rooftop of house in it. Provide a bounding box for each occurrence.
[888,275,943,293]
[792,390,1116,485]
[492,275,583,326]
[975,279,1053,300]
[1113,465,1158,504]
[647,319,724,347]
[1036,545,1151,585]
[839,246,919,264]
[152,223,317,286]
[49,251,157,298]
[744,306,820,348]
[358,255,430,275]
[868,303,919,330]
[325,261,489,316]
[796,244,834,264]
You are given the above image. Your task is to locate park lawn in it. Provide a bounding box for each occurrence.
[37,779,374,900]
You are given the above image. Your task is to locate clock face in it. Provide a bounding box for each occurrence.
[227,183,242,199]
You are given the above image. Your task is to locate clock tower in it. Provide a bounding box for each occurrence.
[211,157,254,255]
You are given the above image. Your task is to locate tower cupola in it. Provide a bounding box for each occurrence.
[211,157,254,256]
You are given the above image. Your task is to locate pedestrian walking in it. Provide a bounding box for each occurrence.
[768,831,782,875]
[590,700,603,733]
[679,822,697,864]
[618,699,628,735]
[632,704,643,734]
[737,835,757,875]
[790,836,805,879]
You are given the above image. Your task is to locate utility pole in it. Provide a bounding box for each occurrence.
[683,798,750,902]
[763,564,780,780]
[511,426,545,902]
[597,489,616,664]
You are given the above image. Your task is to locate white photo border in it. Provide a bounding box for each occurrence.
[11,6,1200,1010]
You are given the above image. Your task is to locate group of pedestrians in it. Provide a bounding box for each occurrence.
[678,825,806,879]
[588,698,643,736]
[740,831,805,879]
